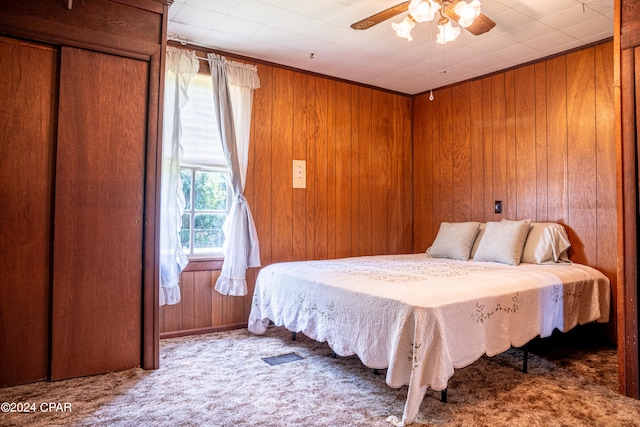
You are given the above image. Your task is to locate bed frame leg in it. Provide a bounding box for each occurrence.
[373,369,379,375]
[522,345,529,374]
[440,388,448,403]
[291,332,297,341]
[332,351,337,358]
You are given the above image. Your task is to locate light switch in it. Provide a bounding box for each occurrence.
[293,160,306,188]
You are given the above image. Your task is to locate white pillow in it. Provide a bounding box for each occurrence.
[521,222,572,264]
[469,222,486,259]
[473,219,531,265]
[426,221,481,261]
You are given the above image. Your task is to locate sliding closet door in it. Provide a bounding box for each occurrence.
[51,47,148,380]
[0,36,57,386]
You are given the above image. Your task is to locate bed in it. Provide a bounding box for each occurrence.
[248,220,611,426]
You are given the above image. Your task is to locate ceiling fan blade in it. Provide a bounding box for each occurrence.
[350,1,410,30]
[463,13,496,35]
[443,3,496,36]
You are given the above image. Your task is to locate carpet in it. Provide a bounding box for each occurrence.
[1,326,639,427]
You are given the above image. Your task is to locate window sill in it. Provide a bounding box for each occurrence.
[184,258,224,272]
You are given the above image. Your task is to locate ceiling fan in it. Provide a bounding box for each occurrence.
[351,0,496,40]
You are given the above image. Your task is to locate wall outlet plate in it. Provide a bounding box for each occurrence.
[293,160,306,188]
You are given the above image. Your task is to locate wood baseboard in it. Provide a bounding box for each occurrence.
[160,323,248,339]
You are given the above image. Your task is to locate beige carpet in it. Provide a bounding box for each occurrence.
[1,326,639,427]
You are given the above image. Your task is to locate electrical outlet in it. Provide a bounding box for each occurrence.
[293,160,306,188]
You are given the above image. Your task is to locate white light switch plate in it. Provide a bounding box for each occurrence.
[293,160,306,188]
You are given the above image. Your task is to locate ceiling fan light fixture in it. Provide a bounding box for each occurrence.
[408,0,440,23]
[454,0,482,28]
[391,16,416,41]
[436,19,460,44]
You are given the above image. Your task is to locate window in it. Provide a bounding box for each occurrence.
[180,167,228,256]
[179,72,229,258]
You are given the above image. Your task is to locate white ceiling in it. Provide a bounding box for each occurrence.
[167,0,614,95]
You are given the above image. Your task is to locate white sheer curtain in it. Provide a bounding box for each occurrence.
[208,53,261,296]
[159,47,199,305]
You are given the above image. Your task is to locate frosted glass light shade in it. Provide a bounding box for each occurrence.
[391,16,416,41]
[408,0,440,23]
[454,0,482,28]
[436,20,460,44]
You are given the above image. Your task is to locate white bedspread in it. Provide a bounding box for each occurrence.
[248,254,610,426]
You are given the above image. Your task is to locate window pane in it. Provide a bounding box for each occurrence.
[194,170,227,211]
[180,213,191,251]
[193,213,225,253]
[180,169,192,210]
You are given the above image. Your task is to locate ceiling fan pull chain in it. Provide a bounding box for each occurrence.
[441,41,450,76]
[429,19,435,101]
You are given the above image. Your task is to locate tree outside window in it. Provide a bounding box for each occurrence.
[180,168,228,256]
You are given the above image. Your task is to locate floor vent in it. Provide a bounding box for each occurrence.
[261,352,305,366]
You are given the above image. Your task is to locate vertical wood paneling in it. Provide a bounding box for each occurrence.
[271,68,294,262]
[429,93,442,240]
[305,76,317,260]
[469,80,485,221]
[160,59,413,335]
[432,90,447,239]
[413,95,432,252]
[440,88,454,219]
[372,90,389,255]
[401,97,413,253]
[350,86,361,255]
[505,70,518,220]
[388,96,401,253]
[594,42,617,280]
[567,49,598,265]
[534,61,549,221]
[452,84,472,221]
[162,282,182,331]
[252,64,273,267]
[222,294,244,325]
[194,271,213,328]
[335,82,352,259]
[546,55,569,224]
[292,72,308,261]
[358,87,373,256]
[515,65,537,220]
[243,269,256,322]
[314,77,329,260]
[181,272,195,330]
[491,73,507,221]
[243,58,260,323]
[327,81,337,260]
[412,41,616,340]
[482,79,494,220]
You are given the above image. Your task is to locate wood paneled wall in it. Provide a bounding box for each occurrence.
[160,59,414,336]
[414,41,617,339]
